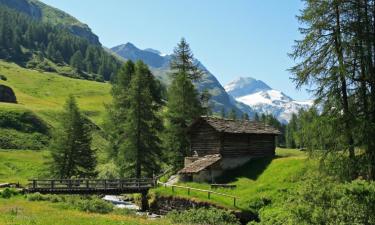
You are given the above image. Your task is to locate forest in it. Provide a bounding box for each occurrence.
[0,6,120,81]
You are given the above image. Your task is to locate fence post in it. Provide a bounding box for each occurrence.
[32,180,36,189]
[208,192,211,199]
[233,197,236,207]
[172,186,175,193]
[86,180,89,188]
[188,188,190,195]
[51,180,54,189]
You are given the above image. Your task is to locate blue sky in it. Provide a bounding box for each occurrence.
[40,0,310,100]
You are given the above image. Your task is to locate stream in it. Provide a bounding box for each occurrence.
[102,195,161,219]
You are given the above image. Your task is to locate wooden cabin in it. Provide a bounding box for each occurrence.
[178,116,280,182]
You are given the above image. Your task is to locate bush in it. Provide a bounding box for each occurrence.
[0,128,50,149]
[1,188,12,199]
[253,177,375,225]
[248,196,272,212]
[167,207,240,225]
[77,198,114,214]
[0,110,49,134]
[0,74,7,81]
[27,192,48,201]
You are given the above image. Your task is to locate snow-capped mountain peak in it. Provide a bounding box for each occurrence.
[224,77,271,97]
[225,77,313,123]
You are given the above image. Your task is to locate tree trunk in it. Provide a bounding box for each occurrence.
[334,3,355,159]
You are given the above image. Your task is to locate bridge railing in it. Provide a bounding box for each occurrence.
[28,178,155,190]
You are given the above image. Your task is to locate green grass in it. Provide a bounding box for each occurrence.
[0,60,111,126]
[0,196,169,225]
[154,148,312,210]
[0,150,49,185]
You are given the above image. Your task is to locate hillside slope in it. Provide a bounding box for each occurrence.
[0,0,100,45]
[0,60,111,126]
[155,149,310,210]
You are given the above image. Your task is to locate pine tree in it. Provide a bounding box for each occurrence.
[242,113,249,120]
[50,96,96,178]
[164,39,204,168]
[165,72,203,168]
[170,38,203,81]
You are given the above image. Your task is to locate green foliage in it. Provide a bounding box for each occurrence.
[0,74,7,81]
[290,0,375,179]
[170,38,203,81]
[0,188,18,199]
[0,109,49,134]
[77,198,114,214]
[105,60,163,177]
[164,71,203,168]
[0,5,120,80]
[50,96,96,178]
[27,193,114,214]
[0,128,49,149]
[257,114,286,147]
[97,161,120,179]
[0,108,50,149]
[167,207,240,225]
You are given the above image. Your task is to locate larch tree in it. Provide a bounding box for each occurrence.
[105,60,163,178]
[50,95,96,179]
[119,61,163,178]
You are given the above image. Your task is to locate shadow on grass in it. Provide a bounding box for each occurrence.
[216,156,277,183]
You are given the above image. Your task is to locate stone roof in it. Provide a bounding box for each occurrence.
[190,117,280,135]
[178,154,222,174]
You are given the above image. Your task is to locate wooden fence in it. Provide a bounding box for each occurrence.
[157,181,237,207]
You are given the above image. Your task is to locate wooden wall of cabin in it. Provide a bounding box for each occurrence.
[221,133,275,157]
[189,123,221,157]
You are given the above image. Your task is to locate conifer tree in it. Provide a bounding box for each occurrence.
[164,39,204,168]
[104,61,135,161]
[70,51,84,71]
[170,38,203,81]
[50,96,96,178]
[105,60,163,177]
[165,72,202,168]
[119,61,163,178]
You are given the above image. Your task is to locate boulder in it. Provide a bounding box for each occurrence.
[0,84,17,103]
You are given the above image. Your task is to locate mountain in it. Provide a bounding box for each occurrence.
[0,0,100,45]
[225,77,313,123]
[111,43,170,68]
[111,43,254,116]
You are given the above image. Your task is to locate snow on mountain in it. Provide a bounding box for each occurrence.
[225,77,313,123]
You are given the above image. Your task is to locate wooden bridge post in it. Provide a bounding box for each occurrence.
[140,190,149,211]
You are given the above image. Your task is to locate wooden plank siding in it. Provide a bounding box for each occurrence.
[189,118,277,159]
[221,134,275,157]
[190,123,221,156]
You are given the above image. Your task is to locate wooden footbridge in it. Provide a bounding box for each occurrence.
[26,178,156,210]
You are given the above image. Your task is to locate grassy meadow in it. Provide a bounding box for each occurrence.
[154,148,311,211]
[0,60,111,126]
[0,196,170,225]
[0,150,48,185]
